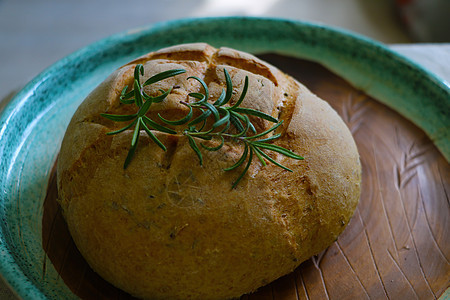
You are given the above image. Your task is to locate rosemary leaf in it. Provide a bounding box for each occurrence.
[254,133,282,143]
[201,136,225,151]
[100,113,137,122]
[213,89,227,106]
[188,109,212,127]
[131,121,140,147]
[120,98,135,105]
[188,92,206,102]
[187,135,203,166]
[140,118,166,151]
[120,86,134,100]
[143,69,186,86]
[231,148,253,189]
[223,68,233,105]
[152,88,172,103]
[233,107,278,123]
[229,76,248,109]
[251,145,267,167]
[134,79,143,108]
[124,139,138,169]
[218,118,232,133]
[230,111,256,134]
[135,64,144,79]
[187,76,209,101]
[137,99,153,118]
[158,103,193,125]
[232,114,251,138]
[224,143,249,171]
[142,116,177,134]
[202,101,220,122]
[106,119,138,135]
[246,120,283,140]
[229,113,245,133]
[253,147,293,172]
[123,122,141,169]
[212,109,230,129]
[196,115,207,132]
[253,142,304,160]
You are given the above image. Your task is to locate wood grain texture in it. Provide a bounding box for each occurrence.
[42,55,450,299]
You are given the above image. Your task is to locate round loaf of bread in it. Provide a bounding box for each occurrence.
[57,43,361,299]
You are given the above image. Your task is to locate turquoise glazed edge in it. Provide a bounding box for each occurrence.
[0,17,449,299]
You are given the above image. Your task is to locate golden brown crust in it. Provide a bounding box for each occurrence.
[57,43,361,300]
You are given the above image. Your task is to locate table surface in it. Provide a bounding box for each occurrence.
[0,0,449,299]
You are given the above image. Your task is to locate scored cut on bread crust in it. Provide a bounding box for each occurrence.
[57,43,361,300]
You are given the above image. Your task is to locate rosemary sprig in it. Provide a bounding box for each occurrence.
[161,69,303,188]
[101,65,304,188]
[100,64,186,168]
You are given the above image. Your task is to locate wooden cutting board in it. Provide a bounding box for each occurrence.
[42,54,450,299]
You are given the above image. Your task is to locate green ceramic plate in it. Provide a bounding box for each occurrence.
[0,17,449,299]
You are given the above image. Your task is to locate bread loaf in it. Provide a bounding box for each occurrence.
[57,43,361,299]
